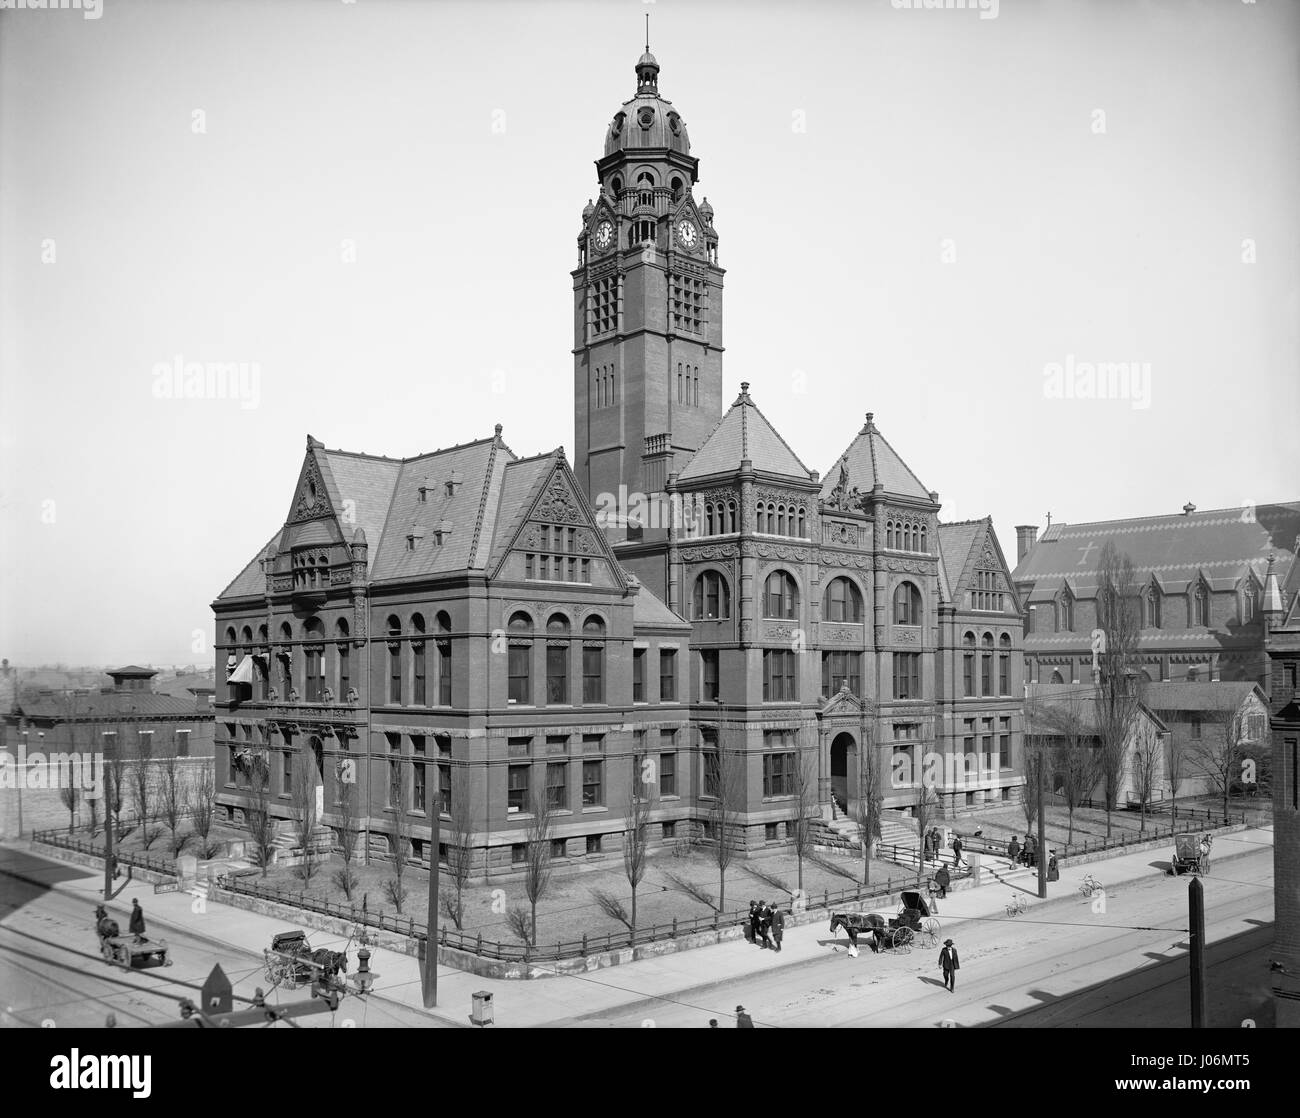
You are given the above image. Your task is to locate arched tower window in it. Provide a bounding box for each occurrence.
[582,616,606,704]
[893,581,922,626]
[507,612,533,705]
[693,571,731,620]
[825,577,864,623]
[763,571,799,619]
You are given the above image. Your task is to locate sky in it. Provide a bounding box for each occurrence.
[1,0,1297,665]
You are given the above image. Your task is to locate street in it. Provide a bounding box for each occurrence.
[566,848,1275,1028]
[0,847,446,1029]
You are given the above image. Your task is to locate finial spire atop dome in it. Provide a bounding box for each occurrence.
[636,17,660,94]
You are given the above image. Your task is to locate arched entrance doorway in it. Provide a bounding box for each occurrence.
[830,732,855,815]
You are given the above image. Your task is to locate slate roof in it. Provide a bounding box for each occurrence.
[820,412,931,503]
[937,520,984,597]
[1143,681,1265,715]
[1012,502,1300,599]
[678,383,813,482]
[630,581,690,629]
[486,453,565,571]
[1025,683,1168,736]
[14,691,208,721]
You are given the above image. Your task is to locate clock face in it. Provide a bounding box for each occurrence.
[594,220,613,250]
[677,220,698,248]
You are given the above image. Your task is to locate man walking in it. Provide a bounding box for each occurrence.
[746,900,759,945]
[934,864,951,899]
[770,904,785,953]
[129,898,146,943]
[757,900,773,950]
[939,939,960,992]
[1007,835,1020,870]
[736,1005,754,1028]
[951,834,965,869]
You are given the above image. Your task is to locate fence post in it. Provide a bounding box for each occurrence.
[476,932,482,956]
[582,933,588,957]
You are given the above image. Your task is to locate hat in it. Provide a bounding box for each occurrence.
[736,1005,746,1012]
[944,939,954,946]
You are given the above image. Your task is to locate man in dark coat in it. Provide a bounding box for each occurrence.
[770,905,785,952]
[1047,850,1060,882]
[1023,833,1037,868]
[736,1005,755,1028]
[939,939,960,992]
[757,900,773,950]
[951,835,965,868]
[934,865,951,899]
[746,900,759,944]
[1007,835,1021,869]
[128,898,146,942]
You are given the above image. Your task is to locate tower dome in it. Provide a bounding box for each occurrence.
[604,51,691,158]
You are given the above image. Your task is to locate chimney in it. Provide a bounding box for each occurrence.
[1182,501,1196,516]
[1015,525,1038,564]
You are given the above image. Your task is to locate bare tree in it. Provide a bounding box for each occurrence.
[187,765,217,858]
[158,748,186,855]
[59,761,80,835]
[854,718,883,884]
[332,761,363,902]
[1191,707,1246,825]
[1130,720,1163,833]
[383,758,409,912]
[440,767,474,930]
[519,789,555,947]
[1164,733,1185,829]
[131,726,158,849]
[243,750,276,878]
[105,724,129,842]
[706,727,743,914]
[1094,541,1143,839]
[789,744,817,894]
[621,760,652,936]
[289,750,320,883]
[913,783,938,883]
[1038,687,1098,845]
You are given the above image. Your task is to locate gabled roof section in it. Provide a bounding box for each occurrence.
[1012,502,1300,598]
[821,412,931,504]
[678,382,814,483]
[1143,681,1266,714]
[937,520,984,592]
[630,580,690,629]
[217,530,282,601]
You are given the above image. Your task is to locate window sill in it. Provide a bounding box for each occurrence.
[660,794,680,802]
[581,805,608,814]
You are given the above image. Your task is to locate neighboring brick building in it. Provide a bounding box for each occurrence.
[1013,503,1300,690]
[1264,550,1300,1025]
[0,665,215,838]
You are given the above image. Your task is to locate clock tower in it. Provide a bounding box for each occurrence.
[573,46,725,540]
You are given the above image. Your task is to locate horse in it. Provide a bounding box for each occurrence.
[829,912,886,951]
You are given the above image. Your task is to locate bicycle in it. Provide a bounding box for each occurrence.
[1079,873,1103,898]
[1005,894,1027,918]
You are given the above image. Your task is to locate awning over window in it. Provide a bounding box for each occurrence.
[228,655,255,685]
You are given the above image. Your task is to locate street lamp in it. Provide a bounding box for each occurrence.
[351,928,378,995]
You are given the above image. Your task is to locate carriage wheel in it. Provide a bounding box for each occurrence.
[921,919,940,948]
[894,926,914,954]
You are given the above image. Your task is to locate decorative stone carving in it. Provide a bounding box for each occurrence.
[824,521,859,546]
[755,544,808,562]
[291,456,331,522]
[894,628,920,644]
[739,620,752,642]
[818,551,871,569]
[885,559,928,575]
[826,455,863,512]
[533,477,583,524]
[765,625,796,640]
[681,543,739,561]
[331,568,351,585]
[823,626,861,642]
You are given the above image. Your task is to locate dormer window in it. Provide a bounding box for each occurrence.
[446,470,462,497]
[433,520,452,546]
[406,523,425,551]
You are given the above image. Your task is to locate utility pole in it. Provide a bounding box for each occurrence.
[423,758,441,1008]
[1036,745,1047,899]
[103,730,115,900]
[1189,877,1206,1027]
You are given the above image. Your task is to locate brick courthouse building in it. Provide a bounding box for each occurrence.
[211,49,1027,874]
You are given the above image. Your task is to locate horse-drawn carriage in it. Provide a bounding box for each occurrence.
[830,891,941,955]
[263,929,349,997]
[95,907,171,971]
[1170,833,1212,877]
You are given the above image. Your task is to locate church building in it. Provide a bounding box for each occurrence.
[211,47,1027,875]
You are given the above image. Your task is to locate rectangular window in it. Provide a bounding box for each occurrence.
[1190,717,1201,740]
[893,652,920,700]
[176,730,190,758]
[546,734,568,755]
[583,645,604,704]
[283,750,293,796]
[999,728,1011,771]
[893,723,920,740]
[702,732,720,799]
[412,759,426,812]
[963,653,975,697]
[387,757,400,808]
[551,838,567,859]
[547,761,567,809]
[511,843,526,865]
[437,640,452,705]
[508,736,531,759]
[582,760,603,807]
[765,822,779,842]
[305,649,324,703]
[633,648,645,702]
[546,645,568,704]
[763,752,795,797]
[389,645,402,705]
[662,820,677,840]
[660,649,677,701]
[337,644,349,699]
[439,762,451,815]
[981,652,993,696]
[999,652,1010,696]
[413,642,427,705]
[508,644,530,704]
[507,764,530,814]
[764,649,797,701]
[586,834,602,855]
[822,651,861,697]
[701,649,719,702]
[660,749,677,797]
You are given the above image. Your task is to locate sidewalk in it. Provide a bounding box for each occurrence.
[6,824,1273,1028]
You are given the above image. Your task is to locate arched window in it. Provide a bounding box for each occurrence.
[727,501,737,533]
[1193,582,1209,627]
[764,571,798,619]
[705,503,715,536]
[824,577,863,623]
[893,581,922,626]
[920,525,927,552]
[1059,589,1075,632]
[980,632,994,695]
[693,571,731,620]
[886,520,895,549]
[1144,585,1161,629]
[962,632,976,697]
[998,633,1012,695]
[387,615,403,705]
[411,613,427,705]
[507,612,532,704]
[797,507,806,537]
[240,625,253,646]
[225,626,237,647]
[1241,581,1258,624]
[582,616,606,704]
[433,611,451,704]
[335,618,350,700]
[777,504,786,536]
[1050,669,1064,684]
[546,614,569,705]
